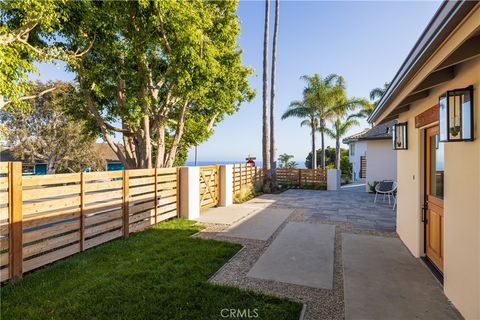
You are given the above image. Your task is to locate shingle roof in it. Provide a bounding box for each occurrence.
[342,129,370,144]
[342,119,397,144]
[358,120,397,140]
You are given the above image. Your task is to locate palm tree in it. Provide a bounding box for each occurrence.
[262,0,271,192]
[357,82,390,119]
[326,96,370,169]
[282,100,318,169]
[278,153,294,168]
[302,74,345,169]
[269,0,280,190]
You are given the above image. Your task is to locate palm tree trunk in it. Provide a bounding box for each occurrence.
[320,128,325,169]
[269,0,279,191]
[262,0,271,192]
[335,137,341,170]
[311,123,316,169]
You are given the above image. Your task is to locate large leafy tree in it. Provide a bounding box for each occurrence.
[2,0,254,169]
[0,81,104,174]
[356,82,390,119]
[278,153,296,168]
[0,0,91,109]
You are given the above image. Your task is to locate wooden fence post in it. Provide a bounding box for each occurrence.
[154,167,158,224]
[80,172,85,251]
[122,170,129,238]
[176,167,180,218]
[9,162,23,280]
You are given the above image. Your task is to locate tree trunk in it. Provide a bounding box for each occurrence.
[262,0,271,192]
[311,123,316,169]
[320,128,325,169]
[335,137,341,170]
[269,0,279,191]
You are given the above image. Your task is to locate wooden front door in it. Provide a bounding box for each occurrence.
[425,126,444,272]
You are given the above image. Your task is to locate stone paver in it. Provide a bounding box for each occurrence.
[342,234,461,320]
[222,207,293,240]
[254,185,396,231]
[194,205,259,225]
[247,223,336,289]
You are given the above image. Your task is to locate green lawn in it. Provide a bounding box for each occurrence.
[1,219,301,320]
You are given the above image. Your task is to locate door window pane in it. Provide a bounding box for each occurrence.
[430,134,444,199]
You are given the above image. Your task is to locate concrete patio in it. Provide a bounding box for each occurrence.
[196,186,461,320]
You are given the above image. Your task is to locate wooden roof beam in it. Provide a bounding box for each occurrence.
[411,66,455,95]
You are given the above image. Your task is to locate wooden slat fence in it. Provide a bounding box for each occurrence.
[232,164,262,195]
[276,168,327,188]
[0,163,179,282]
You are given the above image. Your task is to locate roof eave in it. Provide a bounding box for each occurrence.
[368,0,477,124]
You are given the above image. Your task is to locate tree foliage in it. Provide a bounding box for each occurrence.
[278,153,297,168]
[2,0,254,168]
[0,81,104,173]
[305,147,350,176]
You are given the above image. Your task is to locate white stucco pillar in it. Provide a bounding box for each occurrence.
[327,169,341,191]
[219,164,233,207]
[179,166,200,219]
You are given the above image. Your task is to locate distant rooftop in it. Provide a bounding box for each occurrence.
[343,119,397,144]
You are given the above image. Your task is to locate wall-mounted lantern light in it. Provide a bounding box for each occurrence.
[393,122,408,150]
[439,85,474,142]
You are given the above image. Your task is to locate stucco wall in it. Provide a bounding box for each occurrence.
[396,55,480,319]
[365,140,397,191]
[348,141,367,182]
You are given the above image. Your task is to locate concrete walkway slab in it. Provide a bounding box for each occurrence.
[342,234,461,320]
[194,205,259,225]
[247,223,335,289]
[222,208,293,240]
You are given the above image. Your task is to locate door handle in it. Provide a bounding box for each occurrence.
[421,204,428,223]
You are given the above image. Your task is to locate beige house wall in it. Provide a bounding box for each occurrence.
[396,55,480,319]
[365,140,397,191]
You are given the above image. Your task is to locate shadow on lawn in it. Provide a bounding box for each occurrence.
[1,219,302,320]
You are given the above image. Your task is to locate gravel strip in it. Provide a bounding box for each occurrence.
[195,208,397,320]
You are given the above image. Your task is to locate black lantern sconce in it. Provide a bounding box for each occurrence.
[393,122,408,150]
[439,85,474,142]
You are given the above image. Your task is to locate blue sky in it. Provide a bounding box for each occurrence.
[34,1,441,165]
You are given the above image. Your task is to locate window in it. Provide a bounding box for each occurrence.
[350,143,355,156]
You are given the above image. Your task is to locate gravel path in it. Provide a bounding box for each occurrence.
[194,207,397,320]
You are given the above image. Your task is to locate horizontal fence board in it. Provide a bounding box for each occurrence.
[84,190,123,203]
[0,252,8,266]
[23,231,80,259]
[130,201,155,215]
[23,220,79,244]
[84,171,122,180]
[129,185,156,196]
[84,229,122,250]
[155,174,177,183]
[23,196,81,215]
[129,177,155,187]
[0,267,9,282]
[23,184,80,201]
[129,210,152,224]
[0,178,8,189]
[84,220,122,238]
[23,173,81,187]
[23,243,80,273]
[128,169,155,177]
[84,180,123,192]
[23,210,80,229]
[84,199,123,214]
[85,209,122,227]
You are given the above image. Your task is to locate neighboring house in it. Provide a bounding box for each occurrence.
[94,143,125,171]
[367,2,480,318]
[342,129,368,182]
[0,148,47,175]
[343,120,397,191]
[0,144,125,174]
